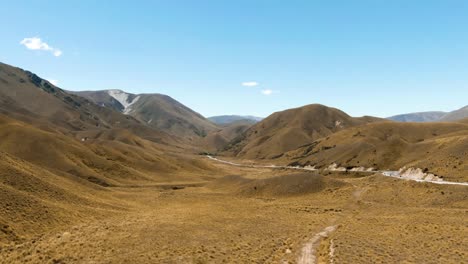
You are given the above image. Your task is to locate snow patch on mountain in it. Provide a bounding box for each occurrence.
[107,90,140,114]
[123,95,140,114]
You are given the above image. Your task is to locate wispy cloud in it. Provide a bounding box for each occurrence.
[261,89,278,95]
[261,89,272,95]
[20,37,62,57]
[47,79,59,86]
[241,81,259,87]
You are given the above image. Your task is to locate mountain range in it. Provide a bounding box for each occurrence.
[70,89,217,139]
[2,61,467,179]
[387,106,468,122]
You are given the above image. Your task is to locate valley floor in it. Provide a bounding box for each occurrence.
[0,157,467,263]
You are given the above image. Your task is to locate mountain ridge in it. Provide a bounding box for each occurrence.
[208,115,263,125]
[387,111,447,122]
[387,105,468,122]
[71,89,218,139]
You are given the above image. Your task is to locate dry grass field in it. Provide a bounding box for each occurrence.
[1,158,466,264]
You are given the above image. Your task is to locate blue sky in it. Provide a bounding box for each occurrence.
[1,1,467,118]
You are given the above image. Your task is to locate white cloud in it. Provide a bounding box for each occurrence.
[241,81,259,87]
[47,79,59,86]
[261,89,275,95]
[53,50,62,57]
[20,37,62,57]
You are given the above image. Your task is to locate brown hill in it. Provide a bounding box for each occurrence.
[72,89,218,140]
[282,121,468,182]
[0,114,214,185]
[0,112,219,243]
[0,150,116,244]
[226,104,383,159]
[0,62,131,131]
[0,60,220,242]
[457,117,468,124]
[198,120,254,152]
[0,62,179,147]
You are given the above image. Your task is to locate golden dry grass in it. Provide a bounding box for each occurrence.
[281,121,468,182]
[1,156,466,263]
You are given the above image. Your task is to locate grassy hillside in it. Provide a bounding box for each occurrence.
[0,112,219,244]
[226,104,383,159]
[282,121,468,181]
[198,120,254,152]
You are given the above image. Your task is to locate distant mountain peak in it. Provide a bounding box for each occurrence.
[387,111,447,122]
[208,115,263,125]
[71,89,217,138]
[388,105,468,122]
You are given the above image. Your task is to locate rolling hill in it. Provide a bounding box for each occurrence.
[225,104,383,159]
[198,120,254,152]
[0,109,219,244]
[281,121,468,182]
[0,61,222,245]
[221,103,468,181]
[0,62,134,131]
[0,62,181,148]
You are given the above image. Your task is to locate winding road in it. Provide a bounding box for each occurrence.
[206,156,468,186]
